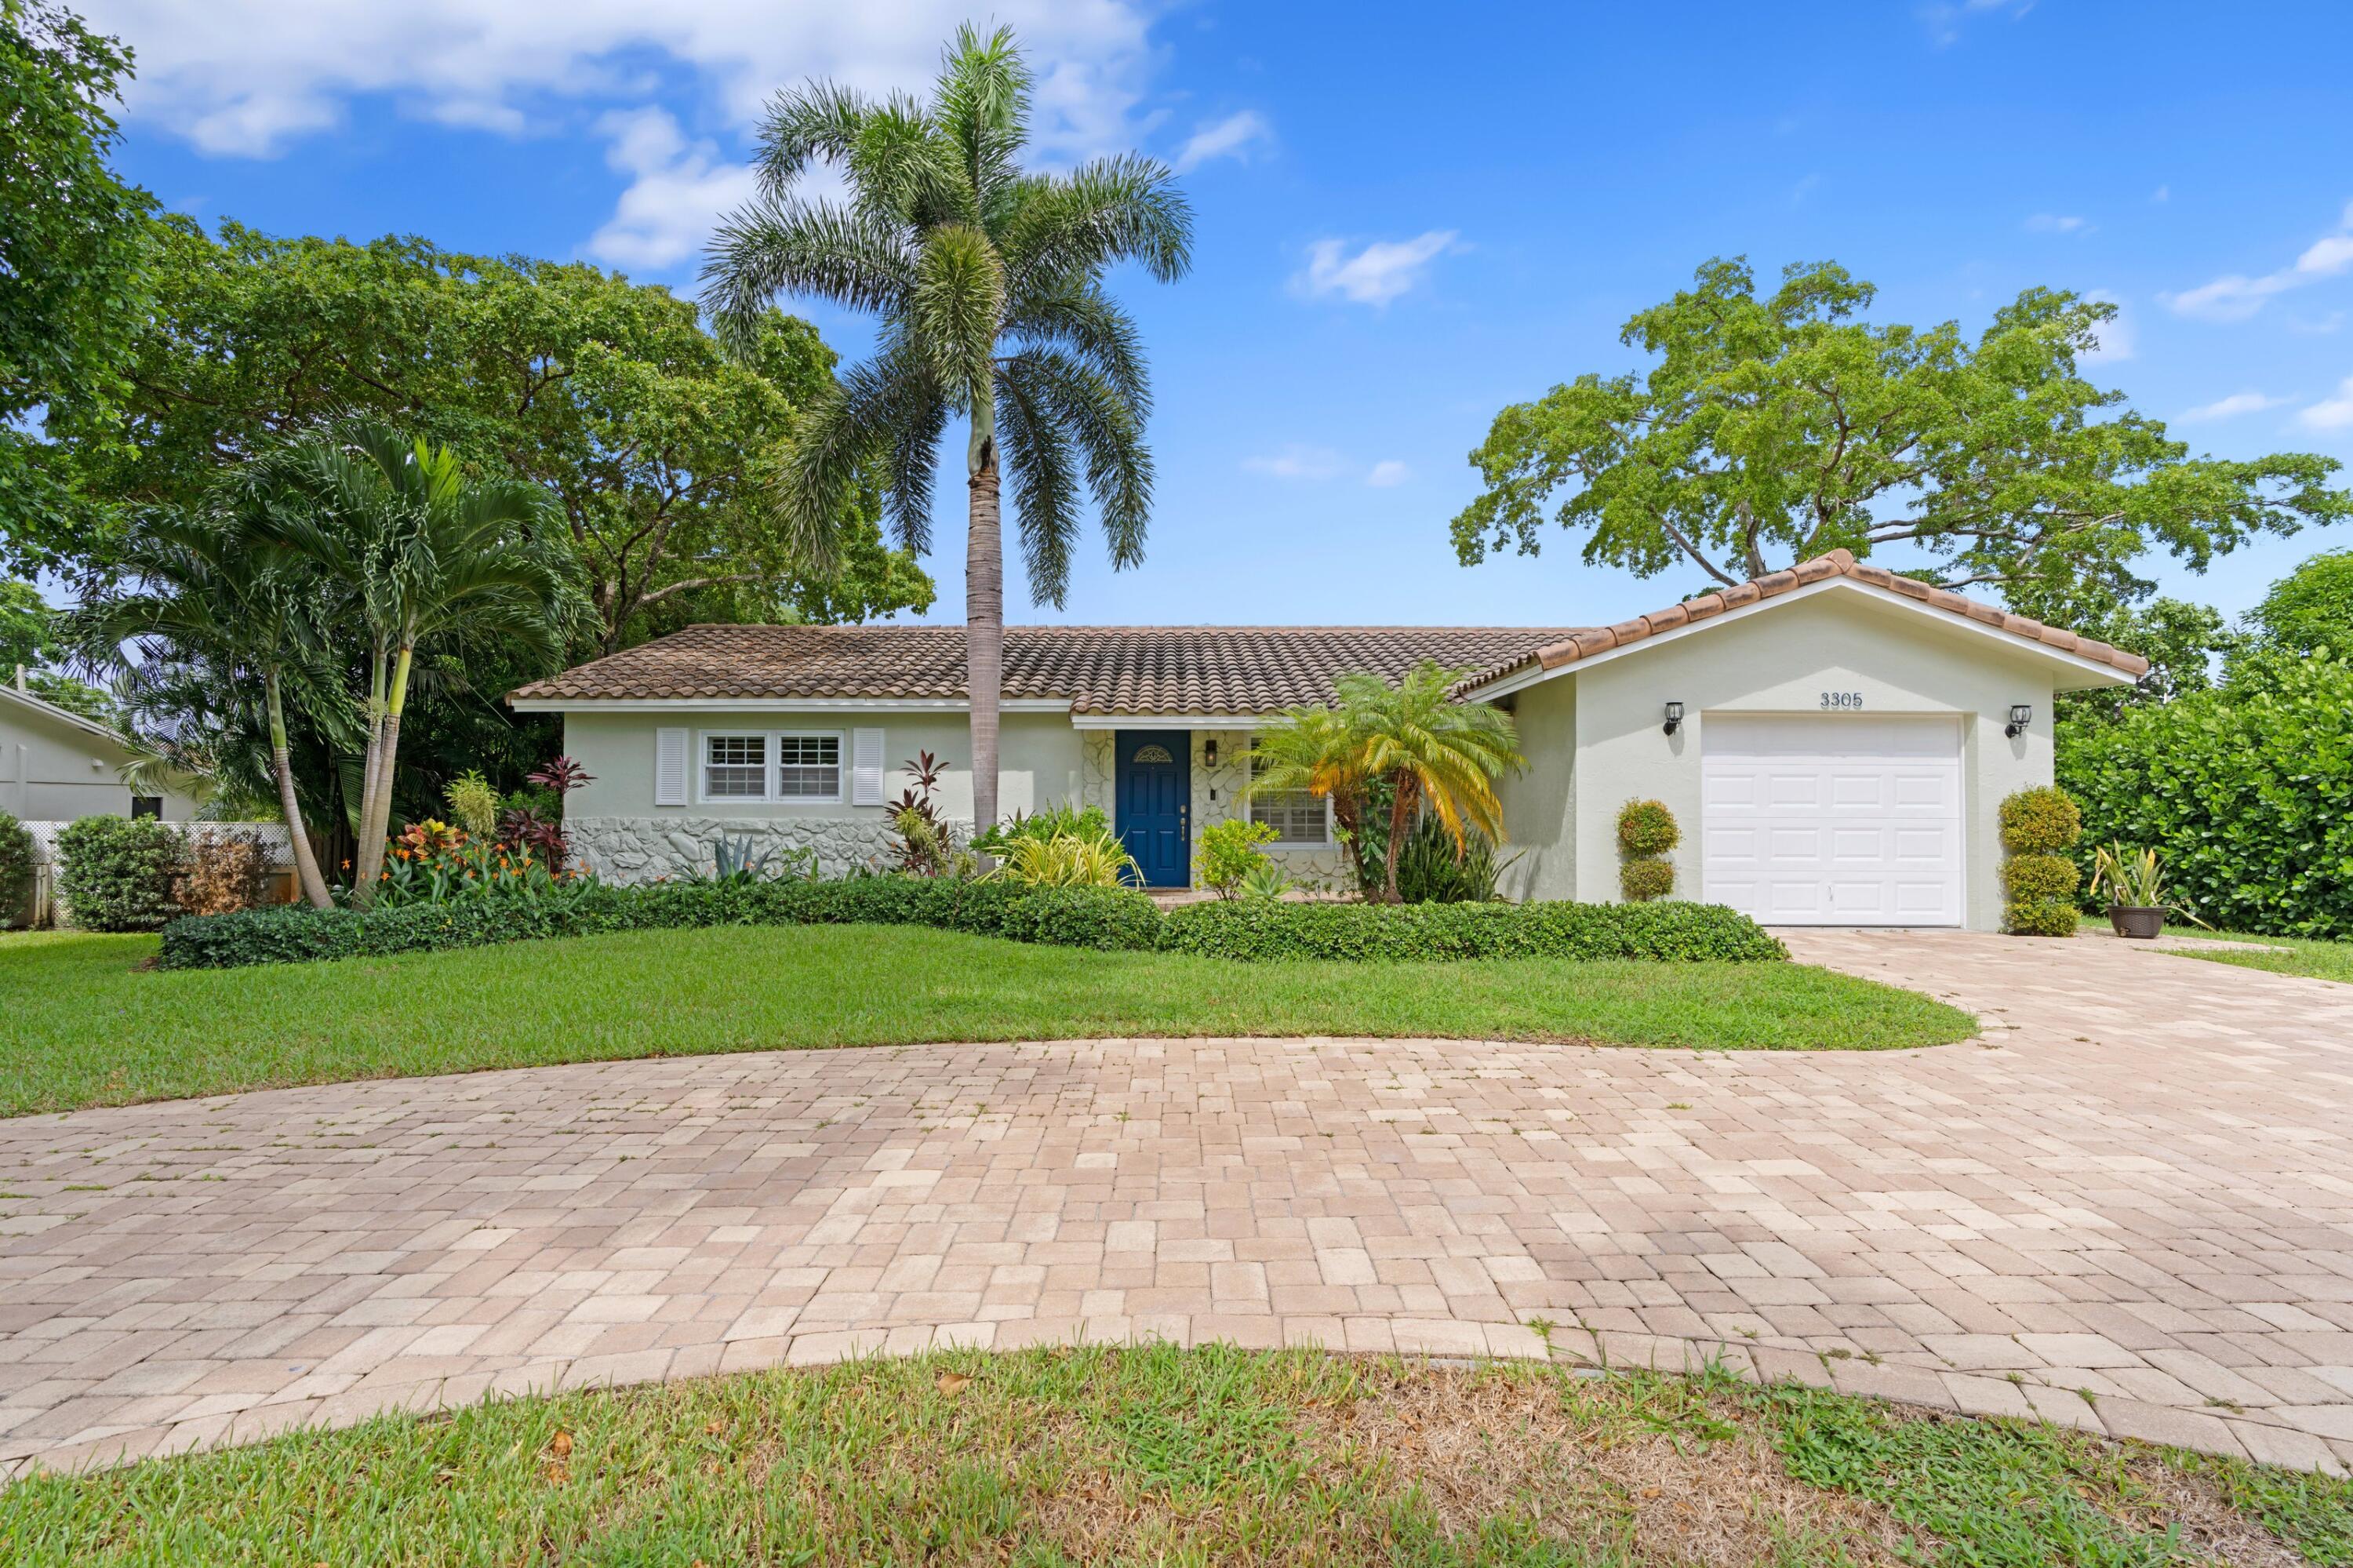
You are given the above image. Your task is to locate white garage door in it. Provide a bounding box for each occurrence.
[1700,715,1963,926]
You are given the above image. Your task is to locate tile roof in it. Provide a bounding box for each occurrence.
[510,624,1587,714]
[1450,549,2151,693]
[511,551,2150,713]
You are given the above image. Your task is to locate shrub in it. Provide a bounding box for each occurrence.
[2004,897,2079,937]
[178,831,274,915]
[986,831,1138,888]
[1393,816,1510,904]
[2002,852,2078,908]
[0,812,33,924]
[1620,857,1675,902]
[1159,899,1786,964]
[976,802,1117,853]
[2059,649,2353,937]
[445,771,501,839]
[53,815,185,932]
[158,874,1165,969]
[1616,799,1681,857]
[1998,786,2082,854]
[1195,817,1277,899]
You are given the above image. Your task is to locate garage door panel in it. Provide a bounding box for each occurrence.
[1701,715,1962,927]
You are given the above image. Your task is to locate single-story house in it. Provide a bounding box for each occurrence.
[2,676,195,823]
[509,550,2146,930]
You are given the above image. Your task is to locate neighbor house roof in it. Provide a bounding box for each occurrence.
[1450,549,2151,695]
[509,624,1585,715]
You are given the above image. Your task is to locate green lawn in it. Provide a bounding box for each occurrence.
[0,923,1976,1118]
[2082,915,2353,984]
[6,1344,2344,1566]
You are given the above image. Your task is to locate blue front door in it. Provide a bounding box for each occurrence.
[1115,730,1191,887]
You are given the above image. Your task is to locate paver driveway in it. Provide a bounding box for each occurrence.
[4,929,2352,1479]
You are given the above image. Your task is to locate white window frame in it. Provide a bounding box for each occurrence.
[696,729,845,805]
[1246,733,1333,847]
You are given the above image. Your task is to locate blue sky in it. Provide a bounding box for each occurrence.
[85,0,2353,629]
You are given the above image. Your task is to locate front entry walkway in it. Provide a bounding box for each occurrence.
[5,930,2352,1477]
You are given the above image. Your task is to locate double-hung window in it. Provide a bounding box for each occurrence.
[1248,740,1329,845]
[700,731,842,803]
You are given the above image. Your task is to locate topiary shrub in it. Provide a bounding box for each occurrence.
[1999,786,2082,855]
[54,815,186,932]
[0,812,34,926]
[1159,898,1787,963]
[1620,857,1675,902]
[1617,799,1680,857]
[1997,786,2082,936]
[1616,799,1679,903]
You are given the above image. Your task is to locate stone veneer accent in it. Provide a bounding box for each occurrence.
[568,816,918,884]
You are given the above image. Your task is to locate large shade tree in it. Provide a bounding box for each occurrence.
[702,24,1191,839]
[1451,258,2350,609]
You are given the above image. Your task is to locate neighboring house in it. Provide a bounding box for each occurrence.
[510,551,2145,930]
[1,677,195,822]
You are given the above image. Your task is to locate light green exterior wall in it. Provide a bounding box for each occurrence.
[1492,675,1577,901]
[1557,588,2060,932]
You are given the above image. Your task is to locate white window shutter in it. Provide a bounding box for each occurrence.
[852,727,886,806]
[654,727,689,806]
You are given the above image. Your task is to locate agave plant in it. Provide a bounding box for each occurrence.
[2088,842,2209,926]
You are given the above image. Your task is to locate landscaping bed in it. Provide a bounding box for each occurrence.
[0,923,1973,1116]
[6,1344,2345,1565]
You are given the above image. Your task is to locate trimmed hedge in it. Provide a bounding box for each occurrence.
[1158,899,1787,964]
[159,878,1165,970]
[54,815,184,932]
[158,875,1791,971]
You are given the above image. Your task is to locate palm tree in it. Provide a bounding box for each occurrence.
[702,24,1191,842]
[1341,664,1524,904]
[271,422,582,905]
[1245,707,1379,896]
[73,493,338,908]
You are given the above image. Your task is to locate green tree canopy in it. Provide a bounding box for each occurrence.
[0,579,56,673]
[1452,258,2350,609]
[28,222,933,648]
[0,1,155,540]
[2249,548,2353,657]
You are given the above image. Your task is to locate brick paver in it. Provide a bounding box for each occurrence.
[4,928,2351,1477]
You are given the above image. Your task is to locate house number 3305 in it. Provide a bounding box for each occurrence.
[1820,691,1864,710]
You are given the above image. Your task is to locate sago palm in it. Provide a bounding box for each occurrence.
[1337,663,1524,904]
[271,422,582,904]
[73,492,338,908]
[702,24,1191,839]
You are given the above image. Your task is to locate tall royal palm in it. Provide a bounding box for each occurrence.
[703,24,1191,839]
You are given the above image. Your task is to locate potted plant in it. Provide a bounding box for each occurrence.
[2088,842,2203,939]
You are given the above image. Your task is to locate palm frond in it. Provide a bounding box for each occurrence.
[995,365,1082,606]
[1002,347,1151,573]
[908,224,1005,398]
[933,23,1031,210]
[701,198,916,356]
[1002,278,1150,415]
[1000,154,1193,288]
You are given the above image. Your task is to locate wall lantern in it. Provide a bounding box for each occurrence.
[2006,703,2032,739]
[1662,700,1684,737]
[1202,737,1220,768]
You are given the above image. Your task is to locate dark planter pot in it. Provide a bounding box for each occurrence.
[2109,905,2166,940]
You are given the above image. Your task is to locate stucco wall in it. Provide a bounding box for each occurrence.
[1562,588,2059,931]
[559,709,1096,882]
[2,699,196,822]
[1187,726,1350,890]
[1492,675,1577,901]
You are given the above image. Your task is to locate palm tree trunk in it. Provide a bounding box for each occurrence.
[264,670,333,909]
[966,395,1003,856]
[1381,773,1420,904]
[349,641,389,908]
[351,642,411,907]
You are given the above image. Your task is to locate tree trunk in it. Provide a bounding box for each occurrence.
[264,670,333,909]
[348,640,389,909]
[1332,790,1374,898]
[1380,773,1420,904]
[966,390,1003,857]
[351,642,412,907]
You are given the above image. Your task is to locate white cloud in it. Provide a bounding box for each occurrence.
[585,108,759,270]
[1173,110,1271,172]
[1366,460,1410,487]
[1294,231,1459,307]
[2152,184,2170,203]
[1242,445,1342,482]
[2301,377,2353,431]
[2024,213,2089,235]
[80,2,1160,158]
[2177,391,2286,423]
[2080,290,2134,363]
[2163,198,2353,322]
[1918,0,2033,48]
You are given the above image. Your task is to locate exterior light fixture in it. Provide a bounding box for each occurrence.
[1202,737,1219,768]
[1663,700,1684,737]
[2006,703,2032,739]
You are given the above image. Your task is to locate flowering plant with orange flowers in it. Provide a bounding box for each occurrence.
[373,818,571,908]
